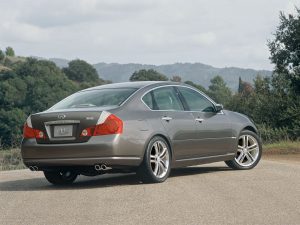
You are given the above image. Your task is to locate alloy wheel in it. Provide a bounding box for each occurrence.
[235,135,260,167]
[150,141,170,178]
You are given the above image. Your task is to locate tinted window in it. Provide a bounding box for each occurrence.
[50,88,137,110]
[178,87,215,112]
[151,87,183,110]
[142,92,154,110]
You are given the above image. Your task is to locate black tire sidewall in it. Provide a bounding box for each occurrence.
[44,171,77,185]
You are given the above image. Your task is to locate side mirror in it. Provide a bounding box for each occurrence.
[215,104,223,112]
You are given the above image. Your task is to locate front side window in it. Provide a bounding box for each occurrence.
[50,88,137,110]
[142,86,183,111]
[178,87,215,112]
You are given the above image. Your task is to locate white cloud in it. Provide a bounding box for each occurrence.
[0,0,300,69]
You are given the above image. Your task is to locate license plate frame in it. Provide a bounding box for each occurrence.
[53,125,73,137]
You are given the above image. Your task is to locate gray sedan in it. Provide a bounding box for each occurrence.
[21,81,262,184]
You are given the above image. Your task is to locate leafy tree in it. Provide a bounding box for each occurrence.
[0,49,5,61]
[0,108,26,147]
[63,59,100,83]
[184,80,207,94]
[207,76,232,105]
[0,58,79,146]
[130,69,168,81]
[268,8,300,94]
[170,75,182,82]
[5,47,15,57]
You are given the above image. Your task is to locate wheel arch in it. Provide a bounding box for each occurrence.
[142,133,174,162]
[242,125,258,134]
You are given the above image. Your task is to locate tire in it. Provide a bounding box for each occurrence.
[137,136,171,183]
[225,130,262,170]
[43,170,78,185]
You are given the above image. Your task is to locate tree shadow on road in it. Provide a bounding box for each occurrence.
[0,165,230,192]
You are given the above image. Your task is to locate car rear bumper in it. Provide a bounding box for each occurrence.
[21,135,144,167]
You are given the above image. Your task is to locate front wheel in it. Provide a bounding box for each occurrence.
[225,130,262,170]
[137,136,171,183]
[43,170,78,185]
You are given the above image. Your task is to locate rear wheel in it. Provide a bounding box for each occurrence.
[43,170,78,185]
[137,136,171,183]
[225,130,262,170]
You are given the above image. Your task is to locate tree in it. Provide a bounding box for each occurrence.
[130,69,168,81]
[0,49,5,61]
[207,76,232,105]
[268,8,300,94]
[0,58,79,146]
[63,59,100,83]
[238,77,254,96]
[5,47,15,57]
[184,81,207,94]
[170,75,182,82]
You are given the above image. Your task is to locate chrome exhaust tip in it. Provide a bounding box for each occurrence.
[94,164,101,171]
[94,164,112,171]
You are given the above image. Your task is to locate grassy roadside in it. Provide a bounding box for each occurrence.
[262,141,300,162]
[0,149,26,171]
[263,141,300,154]
[0,141,299,171]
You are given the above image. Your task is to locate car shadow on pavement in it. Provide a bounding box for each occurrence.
[0,166,230,191]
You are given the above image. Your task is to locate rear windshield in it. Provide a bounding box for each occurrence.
[50,88,138,110]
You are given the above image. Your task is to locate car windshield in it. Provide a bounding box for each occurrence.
[50,88,138,110]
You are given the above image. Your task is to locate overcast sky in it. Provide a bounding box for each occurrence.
[0,0,299,70]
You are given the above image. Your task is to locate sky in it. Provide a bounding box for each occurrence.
[0,0,299,70]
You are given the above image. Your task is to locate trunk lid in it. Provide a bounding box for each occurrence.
[30,108,113,144]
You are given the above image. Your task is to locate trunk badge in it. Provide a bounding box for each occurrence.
[86,117,94,120]
[58,114,66,119]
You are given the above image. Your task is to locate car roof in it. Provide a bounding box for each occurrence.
[83,81,181,91]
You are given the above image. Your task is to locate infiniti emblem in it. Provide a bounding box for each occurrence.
[58,114,66,119]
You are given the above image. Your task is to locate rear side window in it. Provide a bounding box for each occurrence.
[142,87,184,111]
[178,87,215,112]
[50,88,137,110]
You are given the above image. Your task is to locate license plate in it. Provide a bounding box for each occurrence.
[53,125,73,137]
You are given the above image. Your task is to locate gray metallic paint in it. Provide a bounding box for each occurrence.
[21,81,258,170]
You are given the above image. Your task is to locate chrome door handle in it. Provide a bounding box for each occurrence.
[162,116,172,121]
[195,118,204,123]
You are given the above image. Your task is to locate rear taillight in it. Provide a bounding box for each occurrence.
[80,113,123,137]
[23,117,45,139]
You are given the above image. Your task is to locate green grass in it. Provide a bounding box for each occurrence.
[263,141,300,154]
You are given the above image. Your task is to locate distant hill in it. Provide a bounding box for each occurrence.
[50,58,272,91]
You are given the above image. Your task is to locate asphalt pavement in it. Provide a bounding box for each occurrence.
[0,160,299,225]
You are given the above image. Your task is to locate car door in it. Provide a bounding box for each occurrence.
[142,86,199,160]
[177,86,235,157]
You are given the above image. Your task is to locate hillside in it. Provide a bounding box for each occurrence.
[50,58,272,90]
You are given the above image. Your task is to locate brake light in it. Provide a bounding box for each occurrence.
[80,114,123,137]
[23,117,45,139]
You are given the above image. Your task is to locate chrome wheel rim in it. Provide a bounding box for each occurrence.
[235,135,260,167]
[150,141,170,178]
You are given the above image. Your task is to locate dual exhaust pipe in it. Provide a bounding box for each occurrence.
[94,164,111,171]
[29,166,38,171]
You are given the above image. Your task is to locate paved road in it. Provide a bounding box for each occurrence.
[0,160,299,225]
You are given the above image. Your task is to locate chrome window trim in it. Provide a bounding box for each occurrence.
[140,84,223,113]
